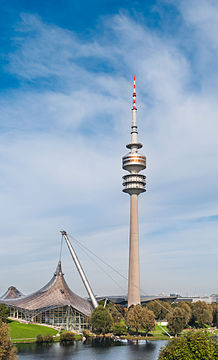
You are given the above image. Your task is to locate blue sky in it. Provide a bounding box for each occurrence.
[0,0,218,298]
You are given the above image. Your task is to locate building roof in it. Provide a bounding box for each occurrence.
[1,286,24,300]
[0,261,92,317]
[95,295,177,306]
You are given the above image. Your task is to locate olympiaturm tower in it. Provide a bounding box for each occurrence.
[122,76,146,307]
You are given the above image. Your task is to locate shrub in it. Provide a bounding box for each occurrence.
[36,333,54,343]
[36,334,43,343]
[42,334,54,343]
[74,334,83,341]
[60,332,75,343]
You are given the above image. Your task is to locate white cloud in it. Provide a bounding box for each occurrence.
[0,3,218,296]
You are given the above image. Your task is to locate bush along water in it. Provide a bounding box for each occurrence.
[60,332,75,343]
[36,334,54,343]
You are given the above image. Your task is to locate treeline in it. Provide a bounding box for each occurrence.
[91,303,156,336]
[144,300,218,335]
[90,300,218,336]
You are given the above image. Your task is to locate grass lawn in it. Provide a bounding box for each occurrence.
[150,325,170,340]
[151,325,169,335]
[9,320,58,340]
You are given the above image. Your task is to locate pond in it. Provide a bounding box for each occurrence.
[17,339,167,360]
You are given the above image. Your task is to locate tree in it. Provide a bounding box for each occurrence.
[211,303,218,327]
[167,308,187,336]
[145,301,161,319]
[0,322,17,360]
[146,301,172,320]
[191,301,213,328]
[175,302,192,325]
[140,307,155,335]
[114,304,126,318]
[111,322,127,336]
[126,304,155,335]
[158,330,218,360]
[91,305,113,334]
[126,305,143,333]
[0,306,9,324]
[106,304,122,323]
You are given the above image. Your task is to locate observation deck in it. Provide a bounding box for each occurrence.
[122,153,146,173]
[122,76,146,196]
[122,173,146,195]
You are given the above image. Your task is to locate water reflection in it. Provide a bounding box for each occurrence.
[17,339,167,360]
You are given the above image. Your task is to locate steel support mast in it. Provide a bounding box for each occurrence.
[60,230,98,308]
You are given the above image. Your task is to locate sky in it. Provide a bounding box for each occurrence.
[0,0,218,298]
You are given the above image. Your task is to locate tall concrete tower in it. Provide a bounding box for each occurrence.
[122,76,146,307]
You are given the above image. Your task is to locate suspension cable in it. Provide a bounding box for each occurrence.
[69,234,150,297]
[73,240,127,293]
[67,233,173,314]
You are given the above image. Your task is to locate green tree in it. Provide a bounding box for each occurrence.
[211,303,218,327]
[91,305,113,334]
[146,301,172,320]
[191,301,213,328]
[167,308,187,336]
[175,302,192,325]
[126,304,155,335]
[114,304,126,318]
[140,307,155,335]
[145,301,161,319]
[111,322,127,335]
[158,330,218,360]
[0,306,9,324]
[126,304,143,333]
[0,322,17,360]
[106,304,122,323]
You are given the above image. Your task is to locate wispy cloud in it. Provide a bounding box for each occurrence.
[0,1,218,296]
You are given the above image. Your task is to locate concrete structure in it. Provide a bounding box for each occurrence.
[122,77,146,307]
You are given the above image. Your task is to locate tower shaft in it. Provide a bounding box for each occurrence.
[128,194,140,306]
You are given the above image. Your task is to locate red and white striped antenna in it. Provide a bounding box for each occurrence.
[132,75,137,110]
